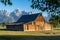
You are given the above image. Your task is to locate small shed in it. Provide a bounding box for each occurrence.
[6,23,24,31]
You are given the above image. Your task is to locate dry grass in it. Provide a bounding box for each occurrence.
[0,26,6,29]
[0,30,60,36]
[0,30,60,40]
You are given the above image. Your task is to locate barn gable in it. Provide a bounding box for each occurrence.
[34,13,45,22]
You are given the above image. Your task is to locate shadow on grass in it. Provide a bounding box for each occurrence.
[0,35,60,40]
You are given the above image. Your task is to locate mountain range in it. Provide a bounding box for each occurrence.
[0,8,50,22]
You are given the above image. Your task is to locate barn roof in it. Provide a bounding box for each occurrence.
[15,13,40,24]
[6,13,47,25]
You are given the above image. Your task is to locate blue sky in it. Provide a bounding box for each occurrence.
[0,0,48,16]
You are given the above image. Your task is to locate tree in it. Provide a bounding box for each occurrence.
[30,0,60,14]
[30,0,60,27]
[0,0,12,5]
[2,22,6,27]
[49,14,60,27]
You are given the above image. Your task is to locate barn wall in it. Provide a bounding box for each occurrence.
[24,24,36,31]
[44,22,52,30]
[24,24,44,31]
[24,22,52,31]
[24,24,27,31]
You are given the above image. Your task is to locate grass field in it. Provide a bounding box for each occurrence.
[0,29,60,35]
[0,30,59,36]
[0,30,59,40]
[0,27,60,40]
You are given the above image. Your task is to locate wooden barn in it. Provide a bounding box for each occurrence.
[6,13,52,31]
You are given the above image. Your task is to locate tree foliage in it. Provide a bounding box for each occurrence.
[30,0,60,13]
[49,14,60,27]
[0,0,12,5]
[30,0,60,27]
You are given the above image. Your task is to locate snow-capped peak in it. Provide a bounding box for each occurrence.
[29,11,35,14]
[13,8,22,16]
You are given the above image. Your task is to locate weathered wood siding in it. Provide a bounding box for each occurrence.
[44,22,52,30]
